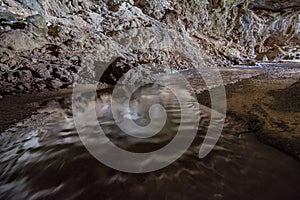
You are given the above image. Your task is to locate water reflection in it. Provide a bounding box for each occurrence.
[1,73,300,199]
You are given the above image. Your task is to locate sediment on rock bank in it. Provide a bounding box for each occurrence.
[226,72,300,160]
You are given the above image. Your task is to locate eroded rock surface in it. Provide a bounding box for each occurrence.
[0,0,299,94]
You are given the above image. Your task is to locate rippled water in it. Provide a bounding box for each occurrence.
[1,69,300,200]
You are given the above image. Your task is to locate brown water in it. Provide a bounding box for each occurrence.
[1,65,300,200]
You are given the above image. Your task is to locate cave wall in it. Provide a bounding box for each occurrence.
[0,0,299,94]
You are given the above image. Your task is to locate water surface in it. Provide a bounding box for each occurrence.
[1,66,300,200]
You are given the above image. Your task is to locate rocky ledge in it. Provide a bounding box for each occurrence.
[226,67,300,160]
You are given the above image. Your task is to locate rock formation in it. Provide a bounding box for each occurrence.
[0,0,299,94]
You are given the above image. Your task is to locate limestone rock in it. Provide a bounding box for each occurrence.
[26,14,48,35]
[0,30,43,51]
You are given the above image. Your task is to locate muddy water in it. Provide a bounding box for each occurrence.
[1,65,300,200]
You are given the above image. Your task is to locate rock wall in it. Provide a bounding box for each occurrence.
[0,0,299,94]
[177,0,300,63]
